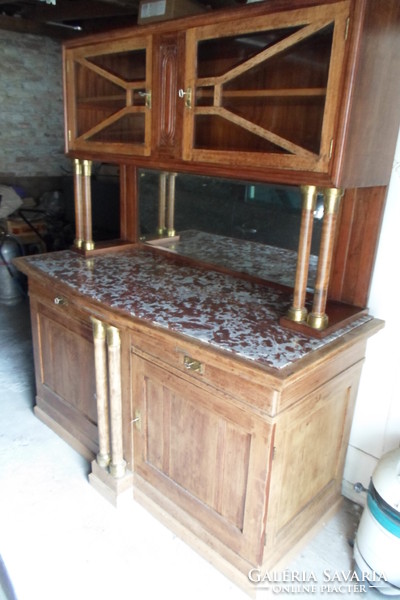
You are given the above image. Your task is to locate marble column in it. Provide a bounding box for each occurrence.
[107,325,126,478]
[307,187,343,330]
[287,185,317,323]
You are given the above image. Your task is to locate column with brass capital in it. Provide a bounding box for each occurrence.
[167,172,177,237]
[107,325,126,478]
[73,159,84,249]
[82,159,95,251]
[307,187,344,330]
[287,185,317,323]
[91,317,110,468]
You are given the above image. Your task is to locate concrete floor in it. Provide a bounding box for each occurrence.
[0,297,384,600]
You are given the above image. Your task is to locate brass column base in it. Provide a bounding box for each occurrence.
[307,312,329,330]
[286,306,308,323]
[84,240,95,251]
[110,459,127,479]
[96,452,110,468]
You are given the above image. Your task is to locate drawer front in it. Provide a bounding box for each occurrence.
[29,281,91,326]
[130,323,279,416]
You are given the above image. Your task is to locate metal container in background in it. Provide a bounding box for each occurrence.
[354,448,400,595]
[0,229,24,305]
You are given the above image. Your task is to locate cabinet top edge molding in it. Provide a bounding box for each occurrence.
[63,0,349,49]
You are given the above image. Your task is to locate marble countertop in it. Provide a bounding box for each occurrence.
[21,246,371,372]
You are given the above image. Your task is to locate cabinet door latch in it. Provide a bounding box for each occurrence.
[131,409,141,431]
[138,90,152,109]
[178,87,192,109]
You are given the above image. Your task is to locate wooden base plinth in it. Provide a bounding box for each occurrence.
[280,303,369,338]
[132,474,344,599]
[72,239,138,257]
[89,459,133,508]
[34,404,96,463]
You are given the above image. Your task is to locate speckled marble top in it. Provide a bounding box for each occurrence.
[23,247,371,371]
[148,230,318,290]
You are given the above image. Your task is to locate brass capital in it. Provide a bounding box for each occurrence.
[300,185,317,212]
[82,159,92,177]
[323,187,344,215]
[107,325,121,348]
[73,158,82,175]
[91,317,107,340]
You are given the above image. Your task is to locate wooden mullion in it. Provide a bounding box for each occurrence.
[195,106,317,158]
[195,86,327,98]
[78,106,145,142]
[77,57,129,90]
[213,19,335,87]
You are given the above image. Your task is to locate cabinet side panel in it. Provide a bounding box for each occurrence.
[265,361,363,564]
[333,0,400,187]
[329,186,386,306]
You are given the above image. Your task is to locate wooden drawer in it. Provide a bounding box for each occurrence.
[29,281,91,327]
[130,322,280,417]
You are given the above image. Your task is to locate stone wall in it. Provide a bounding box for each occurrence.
[0,29,70,179]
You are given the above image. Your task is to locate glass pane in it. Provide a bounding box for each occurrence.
[221,95,325,154]
[87,49,146,82]
[88,114,145,144]
[197,28,302,79]
[76,63,126,137]
[194,24,333,154]
[139,170,322,290]
[193,115,290,154]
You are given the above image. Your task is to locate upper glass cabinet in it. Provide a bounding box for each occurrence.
[182,2,349,173]
[65,37,153,154]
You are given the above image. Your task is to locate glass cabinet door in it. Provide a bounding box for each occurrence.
[182,2,349,173]
[65,37,153,155]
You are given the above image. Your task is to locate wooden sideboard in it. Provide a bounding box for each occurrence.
[13,0,400,594]
[15,247,383,591]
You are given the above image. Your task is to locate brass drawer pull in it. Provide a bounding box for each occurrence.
[184,355,203,373]
[54,296,67,306]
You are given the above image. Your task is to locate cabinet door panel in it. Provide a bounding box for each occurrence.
[132,354,273,564]
[65,37,152,155]
[32,298,98,454]
[183,2,349,172]
[38,310,96,423]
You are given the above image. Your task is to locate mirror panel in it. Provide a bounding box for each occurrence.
[139,169,322,290]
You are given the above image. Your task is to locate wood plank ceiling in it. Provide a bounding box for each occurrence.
[0,0,246,38]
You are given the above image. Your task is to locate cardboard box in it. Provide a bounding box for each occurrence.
[138,0,207,24]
